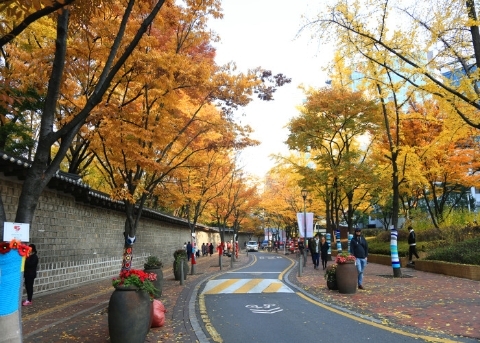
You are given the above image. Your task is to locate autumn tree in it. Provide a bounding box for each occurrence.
[306,0,480,129]
[286,86,380,233]
[0,1,169,341]
[261,166,310,240]
[0,0,169,232]
[399,99,480,227]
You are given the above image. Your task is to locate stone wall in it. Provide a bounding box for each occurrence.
[0,177,224,295]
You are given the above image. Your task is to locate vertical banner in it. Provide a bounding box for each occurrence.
[297,213,314,238]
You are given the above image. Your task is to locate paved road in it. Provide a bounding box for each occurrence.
[197,253,478,343]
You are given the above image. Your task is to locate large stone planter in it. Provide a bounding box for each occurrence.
[108,286,152,343]
[415,260,480,281]
[144,268,163,298]
[335,262,357,294]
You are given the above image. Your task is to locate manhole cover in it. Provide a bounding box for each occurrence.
[376,274,414,278]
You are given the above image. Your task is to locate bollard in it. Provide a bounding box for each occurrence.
[303,250,307,267]
[298,254,303,277]
[191,254,196,275]
[230,252,233,268]
[180,258,185,285]
[219,254,222,271]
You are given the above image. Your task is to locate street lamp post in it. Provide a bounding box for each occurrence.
[301,189,308,268]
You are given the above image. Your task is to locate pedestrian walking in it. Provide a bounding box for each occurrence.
[209,242,213,256]
[320,235,329,270]
[408,226,420,265]
[309,234,320,269]
[350,228,368,290]
[186,241,192,261]
[23,244,39,306]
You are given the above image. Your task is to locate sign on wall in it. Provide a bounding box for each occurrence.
[3,222,30,242]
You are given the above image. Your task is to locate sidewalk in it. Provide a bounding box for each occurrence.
[21,252,249,343]
[21,251,480,342]
[287,257,480,342]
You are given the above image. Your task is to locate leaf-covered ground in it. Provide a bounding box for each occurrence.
[21,252,480,342]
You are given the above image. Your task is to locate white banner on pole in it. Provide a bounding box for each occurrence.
[296,213,314,238]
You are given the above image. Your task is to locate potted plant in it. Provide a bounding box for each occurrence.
[334,252,357,294]
[173,249,188,281]
[324,264,338,290]
[144,256,164,298]
[109,269,158,343]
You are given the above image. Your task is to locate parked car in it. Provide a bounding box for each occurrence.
[246,241,259,252]
[261,240,270,250]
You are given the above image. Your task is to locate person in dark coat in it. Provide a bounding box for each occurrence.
[186,242,192,261]
[350,228,368,290]
[408,226,420,264]
[208,242,214,256]
[23,243,39,306]
[309,234,321,269]
[320,235,330,270]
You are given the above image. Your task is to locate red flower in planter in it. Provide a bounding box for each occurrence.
[335,252,356,264]
[112,269,158,298]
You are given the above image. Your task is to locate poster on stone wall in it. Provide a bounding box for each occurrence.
[3,222,30,242]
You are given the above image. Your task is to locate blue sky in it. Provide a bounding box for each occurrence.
[208,1,332,178]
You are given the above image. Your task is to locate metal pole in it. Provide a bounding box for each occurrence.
[298,253,303,276]
[180,258,184,286]
[303,196,307,267]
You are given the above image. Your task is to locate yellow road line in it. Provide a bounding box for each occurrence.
[278,257,295,281]
[199,293,223,343]
[296,292,460,343]
[233,279,263,293]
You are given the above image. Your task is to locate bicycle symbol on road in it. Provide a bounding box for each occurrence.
[245,304,283,314]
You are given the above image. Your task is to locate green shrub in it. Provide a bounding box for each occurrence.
[360,228,382,237]
[425,237,480,265]
[374,230,409,243]
[367,240,409,257]
[416,228,443,241]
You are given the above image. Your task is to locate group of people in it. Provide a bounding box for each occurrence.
[184,241,215,260]
[307,234,330,270]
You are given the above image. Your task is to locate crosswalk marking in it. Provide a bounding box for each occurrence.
[203,279,240,294]
[262,282,284,293]
[233,279,263,293]
[202,279,294,294]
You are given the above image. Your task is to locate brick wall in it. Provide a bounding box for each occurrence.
[0,177,221,295]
